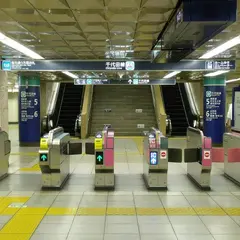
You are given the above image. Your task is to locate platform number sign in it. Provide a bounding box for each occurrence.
[95,151,104,165]
[40,153,48,162]
[150,151,158,165]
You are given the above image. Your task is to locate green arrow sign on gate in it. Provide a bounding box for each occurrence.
[95,152,104,165]
[40,153,48,162]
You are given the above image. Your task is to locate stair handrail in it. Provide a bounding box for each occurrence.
[177,83,190,126]
[79,86,85,113]
[56,84,66,127]
[81,85,93,139]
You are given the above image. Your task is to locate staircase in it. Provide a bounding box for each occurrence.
[57,83,83,136]
[161,84,189,136]
[90,85,157,136]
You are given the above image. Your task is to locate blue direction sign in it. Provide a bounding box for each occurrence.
[1,60,236,72]
[40,153,48,162]
[150,151,158,165]
[95,151,104,165]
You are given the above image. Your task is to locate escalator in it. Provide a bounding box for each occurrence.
[162,84,189,136]
[57,83,84,136]
[42,83,84,136]
[161,83,201,136]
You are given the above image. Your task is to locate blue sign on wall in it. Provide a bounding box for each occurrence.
[204,84,225,144]
[19,76,40,144]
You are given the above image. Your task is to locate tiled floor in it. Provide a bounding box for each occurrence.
[1,125,240,239]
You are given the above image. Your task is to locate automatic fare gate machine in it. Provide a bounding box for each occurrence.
[94,126,115,190]
[185,127,212,190]
[143,127,212,190]
[143,127,182,190]
[223,127,240,185]
[39,127,82,189]
[0,128,11,180]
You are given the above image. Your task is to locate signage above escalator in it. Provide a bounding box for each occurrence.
[1,60,236,72]
[74,79,176,86]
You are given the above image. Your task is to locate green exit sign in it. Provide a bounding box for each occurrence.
[40,153,48,162]
[95,151,104,165]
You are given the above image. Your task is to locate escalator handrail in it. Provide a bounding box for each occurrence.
[56,84,66,127]
[177,83,190,126]
[182,83,203,129]
[184,83,199,116]
[47,82,61,116]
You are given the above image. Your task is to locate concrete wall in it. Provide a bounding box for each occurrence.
[8,92,18,123]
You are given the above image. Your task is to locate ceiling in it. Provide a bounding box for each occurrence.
[1,0,240,86]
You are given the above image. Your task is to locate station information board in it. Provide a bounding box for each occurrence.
[1,60,236,72]
[74,79,176,85]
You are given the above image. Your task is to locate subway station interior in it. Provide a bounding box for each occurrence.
[1,0,240,239]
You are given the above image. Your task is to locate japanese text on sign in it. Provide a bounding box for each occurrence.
[205,60,233,70]
[205,91,223,122]
[20,90,39,122]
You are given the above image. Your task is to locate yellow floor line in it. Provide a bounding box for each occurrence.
[0,206,239,217]
[20,164,40,172]
[11,152,38,156]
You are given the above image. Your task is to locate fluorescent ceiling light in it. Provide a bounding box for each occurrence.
[62,71,78,79]
[226,78,240,83]
[0,33,78,79]
[163,71,181,79]
[204,70,230,77]
[199,35,240,59]
[0,32,44,60]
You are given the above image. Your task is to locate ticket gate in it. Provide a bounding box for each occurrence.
[39,127,82,189]
[143,127,182,190]
[223,128,240,185]
[0,129,11,180]
[184,127,212,190]
[85,125,115,190]
[95,126,115,190]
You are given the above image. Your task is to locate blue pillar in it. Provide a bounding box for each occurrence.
[204,76,226,145]
[18,74,40,146]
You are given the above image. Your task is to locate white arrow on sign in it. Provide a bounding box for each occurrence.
[128,79,132,84]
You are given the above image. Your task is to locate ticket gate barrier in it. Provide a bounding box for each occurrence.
[184,127,212,190]
[223,128,240,185]
[85,125,115,190]
[0,129,11,180]
[39,127,82,189]
[143,127,182,190]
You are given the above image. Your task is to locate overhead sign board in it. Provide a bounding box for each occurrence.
[1,60,236,72]
[74,79,176,85]
[205,60,235,70]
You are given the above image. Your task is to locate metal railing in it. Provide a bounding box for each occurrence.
[56,84,66,127]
